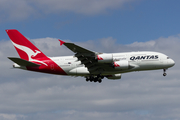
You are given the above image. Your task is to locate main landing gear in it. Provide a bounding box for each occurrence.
[86,75,104,83]
[163,69,167,76]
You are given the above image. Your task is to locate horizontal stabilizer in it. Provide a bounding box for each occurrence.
[8,57,40,67]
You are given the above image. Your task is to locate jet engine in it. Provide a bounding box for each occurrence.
[113,60,129,70]
[97,54,113,63]
[106,74,121,79]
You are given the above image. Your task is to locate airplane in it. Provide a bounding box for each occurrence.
[6,29,175,83]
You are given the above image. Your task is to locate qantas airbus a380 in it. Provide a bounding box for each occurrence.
[6,29,175,83]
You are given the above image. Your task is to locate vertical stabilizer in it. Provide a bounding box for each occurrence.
[6,29,47,61]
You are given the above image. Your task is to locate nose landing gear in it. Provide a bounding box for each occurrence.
[163,69,167,76]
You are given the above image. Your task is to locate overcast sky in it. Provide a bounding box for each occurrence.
[1,0,180,120]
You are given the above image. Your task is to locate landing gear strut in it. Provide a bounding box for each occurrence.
[163,69,167,76]
[85,75,103,83]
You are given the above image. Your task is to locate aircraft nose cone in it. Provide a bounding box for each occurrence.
[169,59,175,67]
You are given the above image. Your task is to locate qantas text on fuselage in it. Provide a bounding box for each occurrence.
[130,55,158,60]
[6,29,175,83]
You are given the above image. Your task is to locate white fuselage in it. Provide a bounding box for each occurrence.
[50,51,175,76]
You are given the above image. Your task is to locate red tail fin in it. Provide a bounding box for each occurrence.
[6,29,47,61]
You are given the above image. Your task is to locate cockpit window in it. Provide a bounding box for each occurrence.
[167,57,170,59]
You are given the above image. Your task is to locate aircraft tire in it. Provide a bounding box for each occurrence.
[163,73,167,76]
[86,78,89,82]
[94,78,98,82]
[98,79,102,83]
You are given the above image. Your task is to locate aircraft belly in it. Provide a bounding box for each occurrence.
[68,67,90,75]
[132,60,166,70]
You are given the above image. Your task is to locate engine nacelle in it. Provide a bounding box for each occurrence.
[97,54,113,63]
[106,74,121,79]
[113,60,129,70]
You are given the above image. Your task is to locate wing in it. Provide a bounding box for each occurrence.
[59,40,95,54]
[59,40,114,75]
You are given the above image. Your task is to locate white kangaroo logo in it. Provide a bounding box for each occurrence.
[11,41,48,66]
[32,50,41,57]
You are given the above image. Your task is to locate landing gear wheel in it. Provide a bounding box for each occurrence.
[89,76,94,82]
[163,69,167,77]
[86,77,90,82]
[85,75,104,83]
[163,73,167,76]
[101,76,104,79]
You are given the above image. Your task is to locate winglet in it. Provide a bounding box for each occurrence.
[59,39,65,46]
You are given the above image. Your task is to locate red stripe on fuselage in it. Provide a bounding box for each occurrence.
[26,57,67,75]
